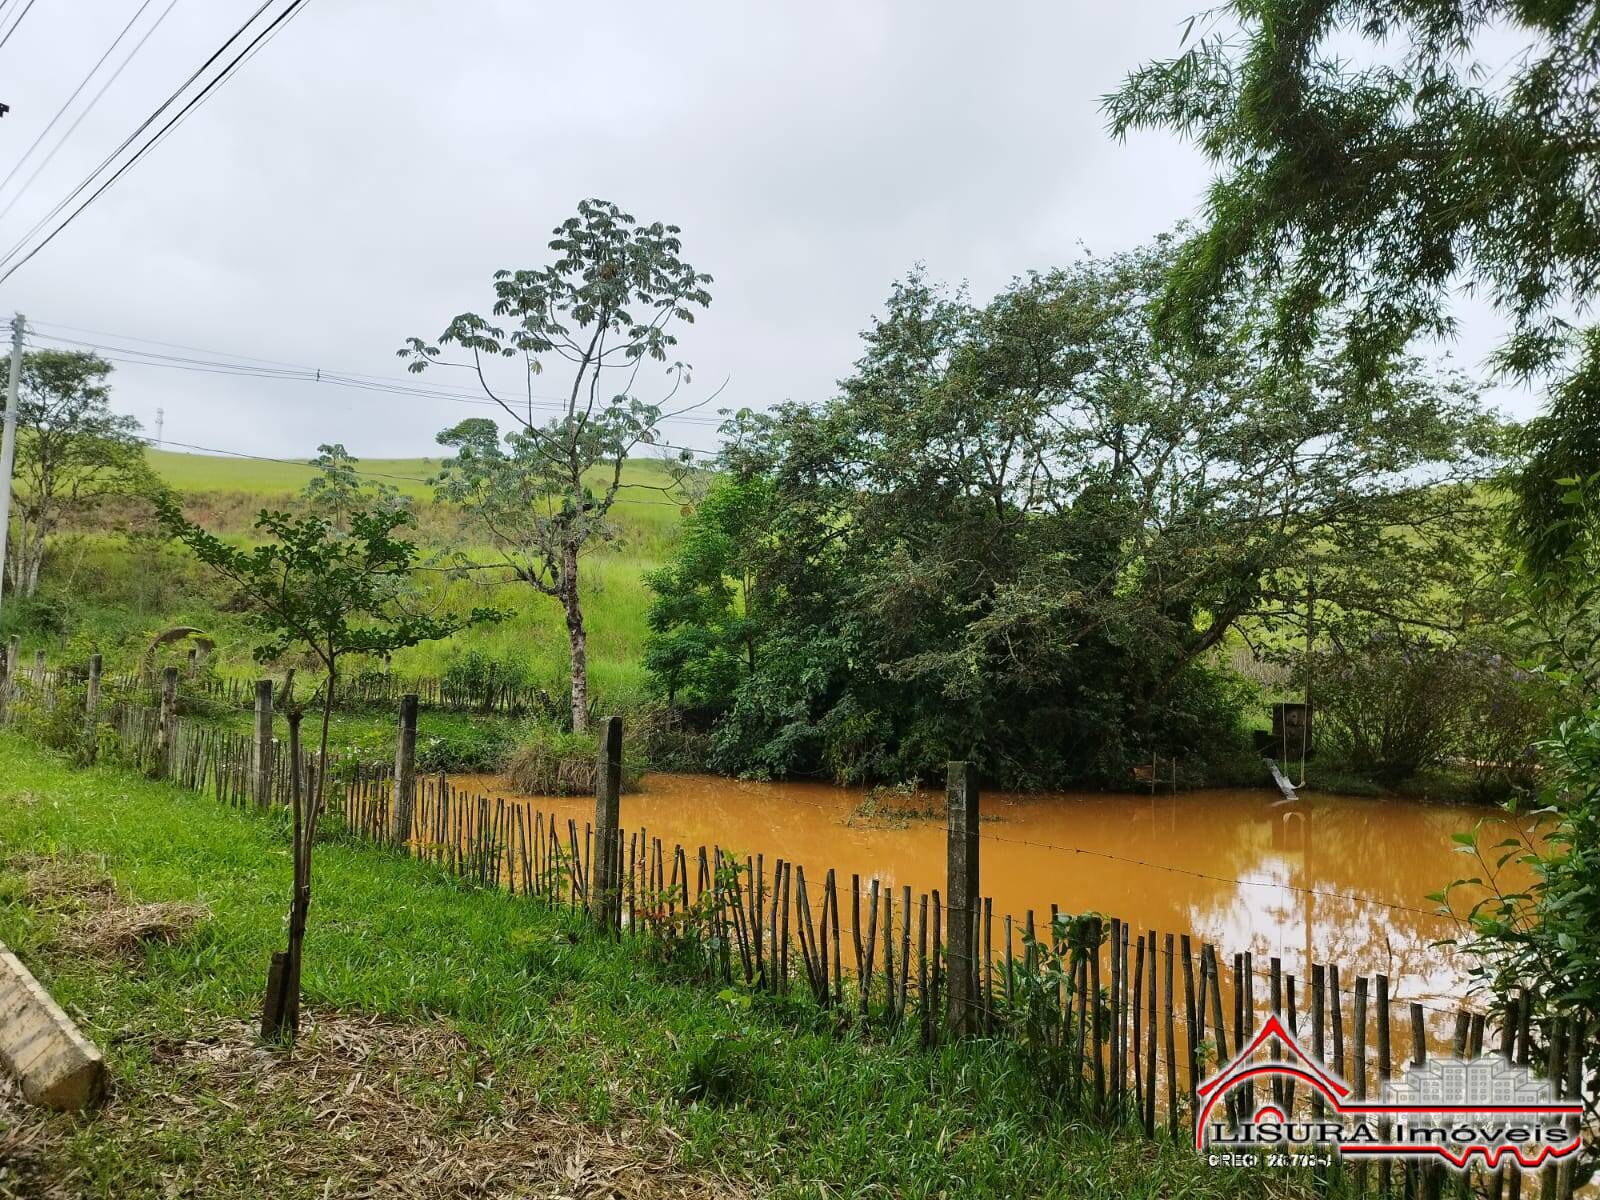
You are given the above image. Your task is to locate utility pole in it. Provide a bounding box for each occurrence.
[0,313,23,622]
[155,406,164,448]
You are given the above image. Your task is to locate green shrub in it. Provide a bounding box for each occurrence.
[677,1035,765,1107]
[1444,703,1600,1152]
[1310,630,1559,793]
[0,589,73,639]
[504,722,641,795]
[1008,911,1105,1099]
[1453,644,1560,802]
[631,702,714,773]
[326,715,517,775]
[1312,632,1470,783]
[3,677,90,759]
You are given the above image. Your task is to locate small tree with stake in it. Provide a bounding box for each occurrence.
[152,493,500,1043]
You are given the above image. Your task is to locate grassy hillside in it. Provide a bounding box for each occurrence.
[145,447,691,541]
[145,448,444,498]
[10,450,693,715]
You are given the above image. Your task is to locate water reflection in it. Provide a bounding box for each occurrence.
[450,772,1536,1009]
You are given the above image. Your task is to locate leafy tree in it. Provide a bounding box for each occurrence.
[401,198,712,732]
[1443,702,1600,1142]
[300,443,408,532]
[1106,2,1600,583]
[152,493,499,1043]
[643,477,772,710]
[654,244,1502,786]
[4,349,152,598]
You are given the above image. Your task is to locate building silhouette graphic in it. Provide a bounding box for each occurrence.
[1383,1054,1555,1120]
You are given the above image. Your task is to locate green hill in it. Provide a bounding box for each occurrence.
[13,449,695,715]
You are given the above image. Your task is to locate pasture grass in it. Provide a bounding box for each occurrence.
[2,450,695,718]
[0,733,1317,1199]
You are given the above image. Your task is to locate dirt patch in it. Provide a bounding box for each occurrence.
[2,1010,748,1199]
[71,902,207,957]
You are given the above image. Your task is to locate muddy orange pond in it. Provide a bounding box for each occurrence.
[448,772,1536,1009]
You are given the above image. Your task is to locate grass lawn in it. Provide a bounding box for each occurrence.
[0,733,1312,1199]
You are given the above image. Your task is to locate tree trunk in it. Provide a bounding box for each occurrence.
[562,543,589,733]
[10,512,48,600]
[22,539,43,599]
[263,711,304,1042]
[288,672,337,1037]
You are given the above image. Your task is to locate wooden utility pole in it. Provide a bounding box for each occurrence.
[0,314,21,623]
[590,716,623,931]
[253,680,274,808]
[390,693,418,844]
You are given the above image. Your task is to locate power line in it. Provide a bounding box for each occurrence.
[0,0,182,224]
[0,0,162,194]
[0,0,39,51]
[24,323,730,452]
[0,0,279,269]
[108,335,727,435]
[0,0,307,284]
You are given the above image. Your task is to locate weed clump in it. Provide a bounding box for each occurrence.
[505,723,641,796]
[677,1035,764,1108]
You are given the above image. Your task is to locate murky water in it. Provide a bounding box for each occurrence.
[449,772,1536,1010]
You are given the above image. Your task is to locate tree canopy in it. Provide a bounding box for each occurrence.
[300,443,408,532]
[648,242,1504,786]
[4,349,151,599]
[1105,1,1600,582]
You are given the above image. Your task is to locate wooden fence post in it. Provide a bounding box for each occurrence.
[156,666,178,778]
[0,638,11,722]
[252,680,274,809]
[32,648,45,684]
[390,693,418,844]
[83,654,102,759]
[186,647,199,677]
[945,760,979,1036]
[590,715,623,931]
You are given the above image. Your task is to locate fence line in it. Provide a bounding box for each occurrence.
[0,656,1590,1197]
[98,665,565,719]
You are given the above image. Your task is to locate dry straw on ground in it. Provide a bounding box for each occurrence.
[2,1012,749,1199]
[12,854,207,959]
[0,855,750,1199]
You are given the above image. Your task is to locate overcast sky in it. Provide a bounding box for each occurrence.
[0,0,1538,461]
